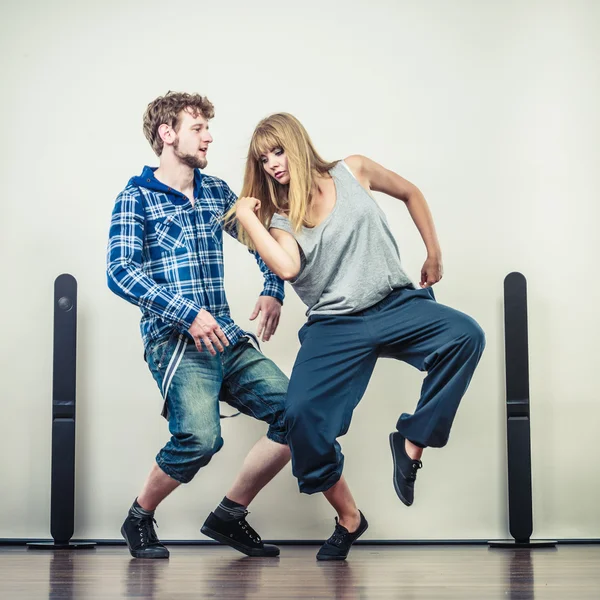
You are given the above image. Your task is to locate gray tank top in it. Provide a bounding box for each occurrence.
[269,160,413,316]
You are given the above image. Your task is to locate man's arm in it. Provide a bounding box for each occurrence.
[107,188,232,354]
[106,188,204,329]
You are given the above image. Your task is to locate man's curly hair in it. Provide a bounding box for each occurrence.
[143,92,215,156]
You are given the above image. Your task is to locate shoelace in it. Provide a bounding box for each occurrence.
[237,513,262,545]
[407,460,423,482]
[327,521,349,547]
[135,515,160,546]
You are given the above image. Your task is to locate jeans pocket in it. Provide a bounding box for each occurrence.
[149,332,177,371]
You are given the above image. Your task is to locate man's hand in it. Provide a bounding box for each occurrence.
[250,296,282,342]
[420,255,443,288]
[188,309,230,355]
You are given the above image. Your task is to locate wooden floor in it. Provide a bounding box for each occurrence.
[1,544,599,599]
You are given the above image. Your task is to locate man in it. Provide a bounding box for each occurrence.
[106,92,291,559]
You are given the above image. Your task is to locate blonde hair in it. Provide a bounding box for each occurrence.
[227,113,338,249]
[143,91,215,156]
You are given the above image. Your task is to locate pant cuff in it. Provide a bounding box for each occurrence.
[298,469,342,495]
[267,430,288,446]
[155,456,195,484]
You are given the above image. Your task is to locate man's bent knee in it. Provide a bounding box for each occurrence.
[157,431,224,484]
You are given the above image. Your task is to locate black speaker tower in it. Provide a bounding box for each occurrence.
[489,272,555,548]
[28,274,95,549]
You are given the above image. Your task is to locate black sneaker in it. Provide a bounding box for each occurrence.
[121,512,169,559]
[316,511,368,561]
[201,511,280,557]
[389,431,423,506]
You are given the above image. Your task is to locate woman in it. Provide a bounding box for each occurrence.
[229,113,485,560]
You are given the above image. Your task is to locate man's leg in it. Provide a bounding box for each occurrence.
[225,435,290,507]
[222,337,293,504]
[201,338,291,557]
[123,335,224,558]
[136,463,181,511]
[375,286,485,505]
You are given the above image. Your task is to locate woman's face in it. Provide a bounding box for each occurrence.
[260,147,290,185]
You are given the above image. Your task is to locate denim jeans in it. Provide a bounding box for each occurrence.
[145,333,288,483]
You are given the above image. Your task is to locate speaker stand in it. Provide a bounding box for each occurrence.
[27,541,96,550]
[489,539,556,548]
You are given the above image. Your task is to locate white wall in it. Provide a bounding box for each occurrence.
[1,0,598,541]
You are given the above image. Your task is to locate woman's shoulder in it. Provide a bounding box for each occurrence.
[269,212,292,229]
[338,155,377,198]
[341,155,368,178]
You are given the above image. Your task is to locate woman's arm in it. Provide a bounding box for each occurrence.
[236,198,302,281]
[345,154,441,259]
[345,154,443,287]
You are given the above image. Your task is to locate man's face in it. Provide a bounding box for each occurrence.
[172,109,213,169]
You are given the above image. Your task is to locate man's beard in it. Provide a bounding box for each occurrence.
[173,137,207,169]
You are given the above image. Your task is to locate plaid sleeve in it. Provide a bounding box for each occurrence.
[106,189,204,329]
[223,184,285,303]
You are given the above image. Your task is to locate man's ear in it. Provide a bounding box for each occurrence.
[158,123,175,147]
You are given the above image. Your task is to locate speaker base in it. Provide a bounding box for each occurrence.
[488,539,556,548]
[27,541,96,550]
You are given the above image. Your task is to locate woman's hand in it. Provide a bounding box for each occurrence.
[236,196,261,216]
[420,255,443,287]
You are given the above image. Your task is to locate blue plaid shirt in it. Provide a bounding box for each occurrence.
[107,166,284,349]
